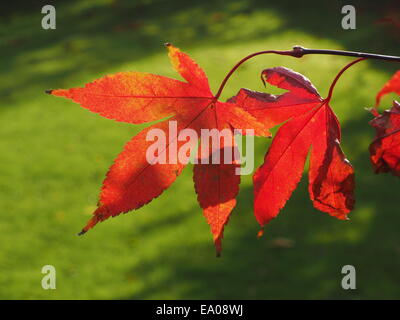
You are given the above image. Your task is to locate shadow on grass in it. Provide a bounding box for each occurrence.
[1,0,398,103]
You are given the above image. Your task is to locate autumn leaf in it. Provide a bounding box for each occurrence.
[47,44,269,255]
[369,100,400,176]
[231,67,355,227]
[376,70,400,106]
[369,70,400,176]
[194,136,240,254]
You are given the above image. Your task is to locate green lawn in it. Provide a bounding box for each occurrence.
[1,0,400,299]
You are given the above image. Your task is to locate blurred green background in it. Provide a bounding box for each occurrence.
[1,0,400,299]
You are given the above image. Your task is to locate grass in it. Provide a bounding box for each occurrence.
[0,0,400,299]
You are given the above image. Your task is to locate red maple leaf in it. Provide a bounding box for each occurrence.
[369,70,400,176]
[231,67,355,228]
[47,44,269,255]
[376,70,400,106]
[369,101,400,176]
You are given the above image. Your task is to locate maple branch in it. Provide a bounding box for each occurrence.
[293,47,400,62]
[215,46,400,100]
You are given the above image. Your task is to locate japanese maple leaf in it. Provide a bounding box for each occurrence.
[369,100,400,176]
[231,67,355,228]
[376,70,400,106]
[47,44,269,255]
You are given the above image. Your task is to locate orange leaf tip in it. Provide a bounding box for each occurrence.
[365,107,379,117]
[48,89,70,98]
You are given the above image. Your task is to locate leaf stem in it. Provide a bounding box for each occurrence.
[215,46,400,100]
[214,50,294,99]
[325,58,366,102]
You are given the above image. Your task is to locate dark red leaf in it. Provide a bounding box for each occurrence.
[370,100,400,176]
[376,70,400,106]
